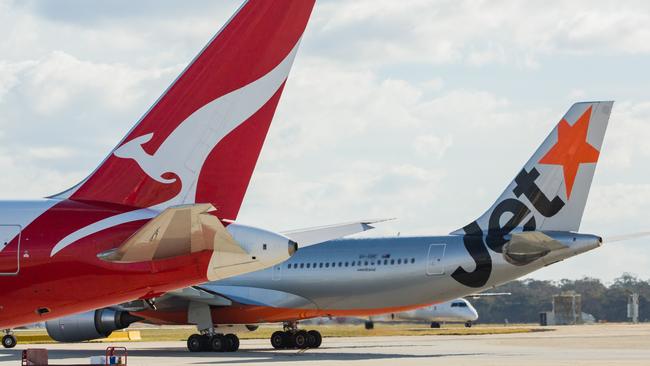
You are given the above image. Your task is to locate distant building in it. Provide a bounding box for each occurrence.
[540,291,584,326]
[553,292,582,325]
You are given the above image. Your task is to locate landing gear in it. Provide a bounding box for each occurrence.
[225,333,240,352]
[364,321,374,330]
[307,329,322,348]
[185,301,240,352]
[270,322,322,350]
[187,334,205,352]
[430,321,441,328]
[2,330,16,349]
[465,321,473,328]
[186,333,240,352]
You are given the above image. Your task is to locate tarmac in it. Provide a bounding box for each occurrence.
[2,323,649,365]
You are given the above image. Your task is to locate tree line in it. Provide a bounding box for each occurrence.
[473,273,649,323]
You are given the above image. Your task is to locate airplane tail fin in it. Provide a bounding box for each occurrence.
[53,0,315,220]
[452,101,613,236]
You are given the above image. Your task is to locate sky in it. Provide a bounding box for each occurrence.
[2,0,650,283]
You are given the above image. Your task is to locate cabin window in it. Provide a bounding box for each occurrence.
[397,259,402,264]
[390,259,395,265]
[411,258,415,264]
[300,263,304,269]
[306,263,311,268]
[325,263,330,268]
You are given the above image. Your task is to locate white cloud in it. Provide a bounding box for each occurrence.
[599,101,650,170]
[1,0,650,282]
[413,134,453,158]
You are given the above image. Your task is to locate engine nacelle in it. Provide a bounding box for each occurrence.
[226,223,297,268]
[45,309,142,342]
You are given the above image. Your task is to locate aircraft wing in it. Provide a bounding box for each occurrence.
[469,292,512,297]
[126,284,316,316]
[468,292,511,299]
[97,203,244,263]
[281,218,394,247]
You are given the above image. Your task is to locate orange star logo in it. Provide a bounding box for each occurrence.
[539,106,599,199]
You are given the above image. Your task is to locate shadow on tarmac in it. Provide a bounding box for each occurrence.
[0,345,486,364]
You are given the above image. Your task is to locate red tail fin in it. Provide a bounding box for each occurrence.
[55,0,315,220]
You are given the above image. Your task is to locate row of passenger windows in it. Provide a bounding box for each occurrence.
[286,258,416,269]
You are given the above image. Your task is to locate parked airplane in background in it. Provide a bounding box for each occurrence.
[0,0,318,349]
[363,293,511,329]
[48,101,634,353]
[364,298,479,329]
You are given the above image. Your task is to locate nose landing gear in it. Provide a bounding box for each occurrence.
[270,322,322,350]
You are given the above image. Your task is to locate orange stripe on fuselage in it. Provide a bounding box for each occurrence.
[135,301,436,325]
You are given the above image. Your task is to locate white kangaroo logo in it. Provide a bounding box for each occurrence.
[112,42,301,208]
[51,42,302,257]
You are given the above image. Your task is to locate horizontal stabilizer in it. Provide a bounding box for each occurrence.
[98,204,244,263]
[502,231,567,266]
[282,218,394,247]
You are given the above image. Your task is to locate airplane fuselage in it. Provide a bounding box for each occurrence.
[0,199,217,329]
[138,232,600,325]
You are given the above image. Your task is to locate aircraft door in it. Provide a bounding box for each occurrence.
[272,263,282,280]
[0,225,21,275]
[426,243,446,276]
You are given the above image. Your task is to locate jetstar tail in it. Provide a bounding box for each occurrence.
[53,0,316,220]
[453,101,614,236]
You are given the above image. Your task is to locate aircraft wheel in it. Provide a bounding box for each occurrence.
[210,334,226,352]
[431,322,441,328]
[307,330,322,348]
[293,330,309,349]
[465,321,473,328]
[225,334,239,352]
[187,334,204,352]
[271,331,285,349]
[2,334,16,349]
[283,331,295,349]
[364,321,374,330]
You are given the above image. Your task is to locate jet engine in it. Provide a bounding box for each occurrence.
[45,309,142,342]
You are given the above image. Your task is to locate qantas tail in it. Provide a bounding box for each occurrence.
[452,101,614,236]
[53,0,315,220]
